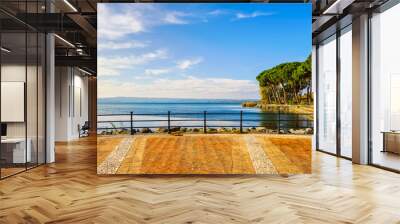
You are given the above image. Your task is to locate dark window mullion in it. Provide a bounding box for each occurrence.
[315,44,319,151]
[336,28,341,157]
[0,23,2,179]
[24,0,28,171]
[36,0,39,167]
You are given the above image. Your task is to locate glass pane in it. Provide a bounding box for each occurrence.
[27,31,38,169]
[317,35,337,154]
[339,26,352,158]
[38,33,45,165]
[1,31,27,177]
[371,4,400,171]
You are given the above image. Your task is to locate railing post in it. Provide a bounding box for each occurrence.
[240,110,243,133]
[203,111,207,133]
[130,111,134,135]
[168,111,171,133]
[277,109,280,134]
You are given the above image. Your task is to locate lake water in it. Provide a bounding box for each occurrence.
[97,98,312,131]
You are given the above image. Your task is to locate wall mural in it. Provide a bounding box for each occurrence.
[97,3,312,175]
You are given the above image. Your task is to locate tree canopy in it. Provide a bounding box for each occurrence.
[256,55,312,105]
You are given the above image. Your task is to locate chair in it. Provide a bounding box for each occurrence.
[79,121,90,138]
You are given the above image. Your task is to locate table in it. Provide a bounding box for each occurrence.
[1,138,31,163]
[381,131,400,154]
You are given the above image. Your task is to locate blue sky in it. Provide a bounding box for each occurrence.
[98,3,311,99]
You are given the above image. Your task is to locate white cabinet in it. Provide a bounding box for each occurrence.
[1,138,32,163]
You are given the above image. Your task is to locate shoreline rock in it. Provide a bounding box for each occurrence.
[242,101,312,112]
[100,127,313,136]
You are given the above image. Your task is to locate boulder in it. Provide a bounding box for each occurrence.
[156,128,167,133]
[256,127,267,133]
[288,129,305,134]
[241,101,258,107]
[231,128,240,133]
[265,129,274,134]
[140,128,152,133]
[207,128,217,133]
[217,128,226,133]
[118,129,129,134]
[279,129,288,134]
[170,127,181,132]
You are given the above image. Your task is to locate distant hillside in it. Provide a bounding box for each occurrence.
[98,97,259,104]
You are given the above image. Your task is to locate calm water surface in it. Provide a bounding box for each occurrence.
[97,98,312,130]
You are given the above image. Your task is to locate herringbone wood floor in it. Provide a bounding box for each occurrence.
[1,136,400,223]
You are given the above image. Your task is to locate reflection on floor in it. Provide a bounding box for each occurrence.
[1,137,400,223]
[0,167,25,178]
[373,151,400,170]
[0,162,41,178]
[97,134,311,175]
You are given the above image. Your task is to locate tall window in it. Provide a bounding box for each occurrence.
[370,3,400,171]
[339,26,352,158]
[0,1,46,179]
[317,35,337,154]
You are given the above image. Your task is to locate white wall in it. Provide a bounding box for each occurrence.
[55,66,69,141]
[1,65,26,138]
[1,62,47,164]
[1,65,42,139]
[55,67,89,141]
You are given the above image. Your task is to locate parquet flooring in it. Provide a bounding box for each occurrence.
[1,136,400,223]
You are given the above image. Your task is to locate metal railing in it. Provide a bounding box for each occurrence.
[97,110,313,135]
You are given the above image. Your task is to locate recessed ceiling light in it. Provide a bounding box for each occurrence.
[54,34,75,48]
[78,67,92,76]
[1,47,11,53]
[63,0,78,12]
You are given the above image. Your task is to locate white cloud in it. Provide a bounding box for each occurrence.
[98,40,148,50]
[98,76,259,99]
[235,11,274,20]
[98,4,195,40]
[164,12,189,25]
[139,56,204,77]
[98,67,120,77]
[98,49,168,77]
[176,58,203,70]
[98,4,144,40]
[144,68,170,76]
[208,9,228,16]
